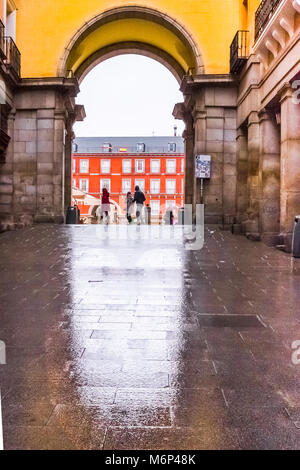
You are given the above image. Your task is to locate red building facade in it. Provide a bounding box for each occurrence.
[72,136,185,222]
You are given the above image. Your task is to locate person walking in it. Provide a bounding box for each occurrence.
[126,191,134,224]
[133,185,146,225]
[99,187,111,224]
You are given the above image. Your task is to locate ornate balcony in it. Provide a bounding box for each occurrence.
[5,37,21,78]
[230,30,249,74]
[253,0,300,72]
[255,0,283,40]
[0,20,5,60]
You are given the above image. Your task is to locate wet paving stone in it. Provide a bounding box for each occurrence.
[1,224,300,449]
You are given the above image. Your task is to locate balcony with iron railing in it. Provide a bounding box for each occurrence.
[230,30,249,74]
[0,20,5,60]
[255,0,283,40]
[5,36,21,78]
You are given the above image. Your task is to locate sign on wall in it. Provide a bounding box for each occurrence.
[195,155,211,179]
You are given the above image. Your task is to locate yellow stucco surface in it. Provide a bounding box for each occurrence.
[14,0,262,79]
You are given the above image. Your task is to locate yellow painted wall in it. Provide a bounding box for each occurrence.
[0,0,5,23]
[14,0,260,79]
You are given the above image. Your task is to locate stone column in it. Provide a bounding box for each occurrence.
[280,85,300,249]
[258,109,280,245]
[183,113,194,206]
[64,120,74,210]
[11,78,81,224]
[223,108,237,228]
[243,111,260,237]
[0,109,15,230]
[236,126,248,226]
[193,107,207,217]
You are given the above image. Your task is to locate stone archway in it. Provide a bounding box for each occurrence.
[4,5,239,230]
[58,6,204,80]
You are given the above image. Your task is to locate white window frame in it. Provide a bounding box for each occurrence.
[79,159,89,174]
[72,159,76,172]
[181,178,185,194]
[150,159,160,174]
[137,143,145,153]
[122,159,131,174]
[73,179,76,188]
[181,159,185,173]
[135,179,145,192]
[166,159,176,174]
[168,142,176,153]
[150,179,160,194]
[135,159,145,173]
[100,178,111,193]
[150,200,160,216]
[122,179,132,194]
[79,178,89,193]
[101,159,111,174]
[102,143,112,153]
[166,179,176,195]
[166,200,176,211]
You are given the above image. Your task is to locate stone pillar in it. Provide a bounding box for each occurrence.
[193,107,207,217]
[64,120,74,210]
[11,78,80,224]
[223,108,237,228]
[0,109,15,230]
[183,114,194,206]
[236,126,248,226]
[243,111,260,237]
[258,109,280,245]
[280,85,300,249]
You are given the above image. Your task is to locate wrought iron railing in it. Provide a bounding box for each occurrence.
[230,30,249,74]
[0,21,5,60]
[255,0,282,40]
[5,37,21,78]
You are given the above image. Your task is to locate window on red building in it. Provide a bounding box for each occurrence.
[101,159,111,174]
[151,159,160,174]
[100,178,111,193]
[150,200,160,216]
[181,159,185,173]
[80,159,89,173]
[122,160,131,174]
[166,159,176,174]
[135,179,145,192]
[122,179,132,194]
[80,179,89,192]
[135,160,145,173]
[166,179,176,194]
[150,179,160,194]
[166,200,176,211]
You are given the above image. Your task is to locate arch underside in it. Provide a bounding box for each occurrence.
[59,6,203,82]
[76,42,186,85]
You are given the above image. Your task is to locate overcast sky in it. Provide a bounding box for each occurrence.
[74,55,185,137]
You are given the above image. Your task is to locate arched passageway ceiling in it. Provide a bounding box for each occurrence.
[61,7,203,81]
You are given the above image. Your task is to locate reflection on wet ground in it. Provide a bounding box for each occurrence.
[1,224,300,449]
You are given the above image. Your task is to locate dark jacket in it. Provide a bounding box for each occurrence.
[134,190,146,205]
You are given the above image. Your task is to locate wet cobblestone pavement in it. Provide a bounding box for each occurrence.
[1,224,300,449]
